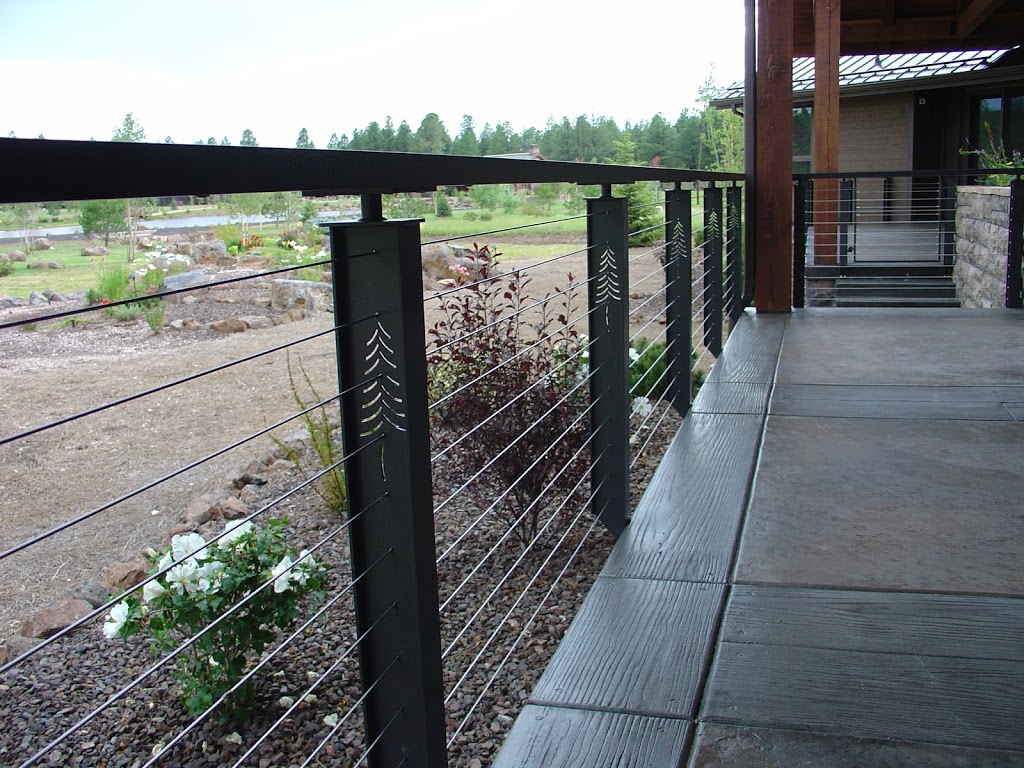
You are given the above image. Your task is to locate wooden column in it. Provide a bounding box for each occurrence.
[813,0,841,264]
[754,0,794,312]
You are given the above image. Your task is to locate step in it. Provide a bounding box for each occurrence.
[806,265,953,279]
[837,284,957,299]
[835,296,961,308]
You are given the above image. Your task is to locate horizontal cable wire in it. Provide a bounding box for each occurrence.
[0,257,337,332]
[0,318,370,449]
[426,244,602,301]
[0,439,384,675]
[429,272,597,358]
[144,559,391,768]
[628,222,665,239]
[446,502,601,746]
[228,603,394,768]
[0,386,349,562]
[295,656,401,768]
[631,392,683,468]
[627,200,665,212]
[17,509,377,767]
[629,243,666,263]
[444,461,603,702]
[629,263,668,291]
[432,335,593,464]
[628,343,670,397]
[420,212,596,247]
[438,416,597,625]
[434,368,598,562]
[629,303,674,346]
[429,302,599,414]
[351,707,404,768]
[627,283,669,319]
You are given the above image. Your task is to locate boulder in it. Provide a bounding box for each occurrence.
[0,635,42,665]
[28,291,48,306]
[46,261,64,269]
[82,245,110,257]
[159,268,209,302]
[183,492,222,527]
[273,308,307,325]
[421,243,482,289]
[0,296,29,309]
[214,496,250,520]
[172,242,193,256]
[43,290,69,303]
[211,318,248,334]
[237,314,274,330]
[30,238,53,251]
[27,261,46,270]
[21,599,93,639]
[72,579,113,608]
[182,318,202,331]
[8,250,26,262]
[193,240,228,262]
[270,279,333,313]
[105,558,150,591]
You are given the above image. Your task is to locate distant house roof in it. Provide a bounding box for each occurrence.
[485,144,545,161]
[712,48,1019,107]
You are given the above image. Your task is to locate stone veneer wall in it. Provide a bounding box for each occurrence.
[955,186,1010,308]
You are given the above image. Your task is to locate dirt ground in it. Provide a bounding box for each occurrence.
[0,242,672,639]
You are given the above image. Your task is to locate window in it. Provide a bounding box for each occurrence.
[971,92,1024,158]
[794,106,813,173]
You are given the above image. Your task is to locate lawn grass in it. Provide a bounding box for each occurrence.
[420,210,587,240]
[0,239,130,297]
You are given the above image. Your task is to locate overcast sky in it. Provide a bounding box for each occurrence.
[0,0,746,148]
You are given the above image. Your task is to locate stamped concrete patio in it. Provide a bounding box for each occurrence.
[495,307,1024,767]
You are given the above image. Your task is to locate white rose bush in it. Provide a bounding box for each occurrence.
[103,517,326,718]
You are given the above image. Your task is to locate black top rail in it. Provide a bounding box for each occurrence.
[0,138,743,204]
[795,168,1024,181]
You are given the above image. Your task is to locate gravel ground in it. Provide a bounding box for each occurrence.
[0,245,682,767]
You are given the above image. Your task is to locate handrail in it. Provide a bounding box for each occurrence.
[795,168,1024,181]
[0,138,743,204]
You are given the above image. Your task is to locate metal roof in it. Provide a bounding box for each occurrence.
[713,49,1012,103]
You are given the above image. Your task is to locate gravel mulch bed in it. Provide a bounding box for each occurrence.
[0,406,680,768]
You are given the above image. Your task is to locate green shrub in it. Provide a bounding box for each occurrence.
[104,520,326,719]
[142,299,166,334]
[629,338,668,400]
[0,259,14,278]
[95,265,131,303]
[436,194,453,218]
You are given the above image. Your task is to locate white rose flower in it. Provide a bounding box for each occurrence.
[271,555,296,593]
[171,532,209,562]
[219,520,254,548]
[103,600,130,639]
[631,396,654,418]
[167,560,201,594]
[142,579,166,603]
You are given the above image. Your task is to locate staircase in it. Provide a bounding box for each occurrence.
[834,266,959,308]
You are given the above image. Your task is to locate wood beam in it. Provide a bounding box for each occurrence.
[957,0,1007,37]
[813,0,841,265]
[755,0,794,312]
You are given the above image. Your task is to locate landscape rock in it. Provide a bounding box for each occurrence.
[273,309,307,324]
[160,268,209,302]
[421,243,482,289]
[46,261,65,269]
[43,290,69,302]
[0,635,42,664]
[71,579,113,608]
[270,279,334,313]
[214,496,250,520]
[182,318,202,331]
[28,291,48,305]
[21,599,93,639]
[81,245,110,257]
[30,238,53,251]
[8,250,26,261]
[171,242,193,256]
[184,492,223,527]
[193,240,228,262]
[211,317,248,333]
[27,261,46,270]
[232,472,268,489]
[104,558,150,591]
[0,296,29,309]
[238,314,274,330]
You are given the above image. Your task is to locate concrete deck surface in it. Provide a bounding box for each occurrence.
[494,308,1024,768]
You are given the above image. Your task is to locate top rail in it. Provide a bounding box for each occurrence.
[0,138,743,204]
[796,168,1024,181]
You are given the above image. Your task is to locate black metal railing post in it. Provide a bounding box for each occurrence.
[839,177,855,266]
[793,178,807,308]
[1006,178,1024,309]
[324,198,447,768]
[939,175,957,266]
[664,184,693,416]
[726,184,744,321]
[586,185,630,536]
[703,183,723,357]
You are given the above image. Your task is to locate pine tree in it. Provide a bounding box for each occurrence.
[240,129,258,147]
[295,128,315,149]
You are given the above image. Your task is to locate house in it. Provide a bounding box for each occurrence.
[483,144,546,193]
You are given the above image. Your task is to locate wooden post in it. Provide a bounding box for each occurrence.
[754,0,794,312]
[813,0,841,265]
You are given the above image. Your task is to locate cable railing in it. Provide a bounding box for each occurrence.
[0,138,743,768]
[793,168,1024,308]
